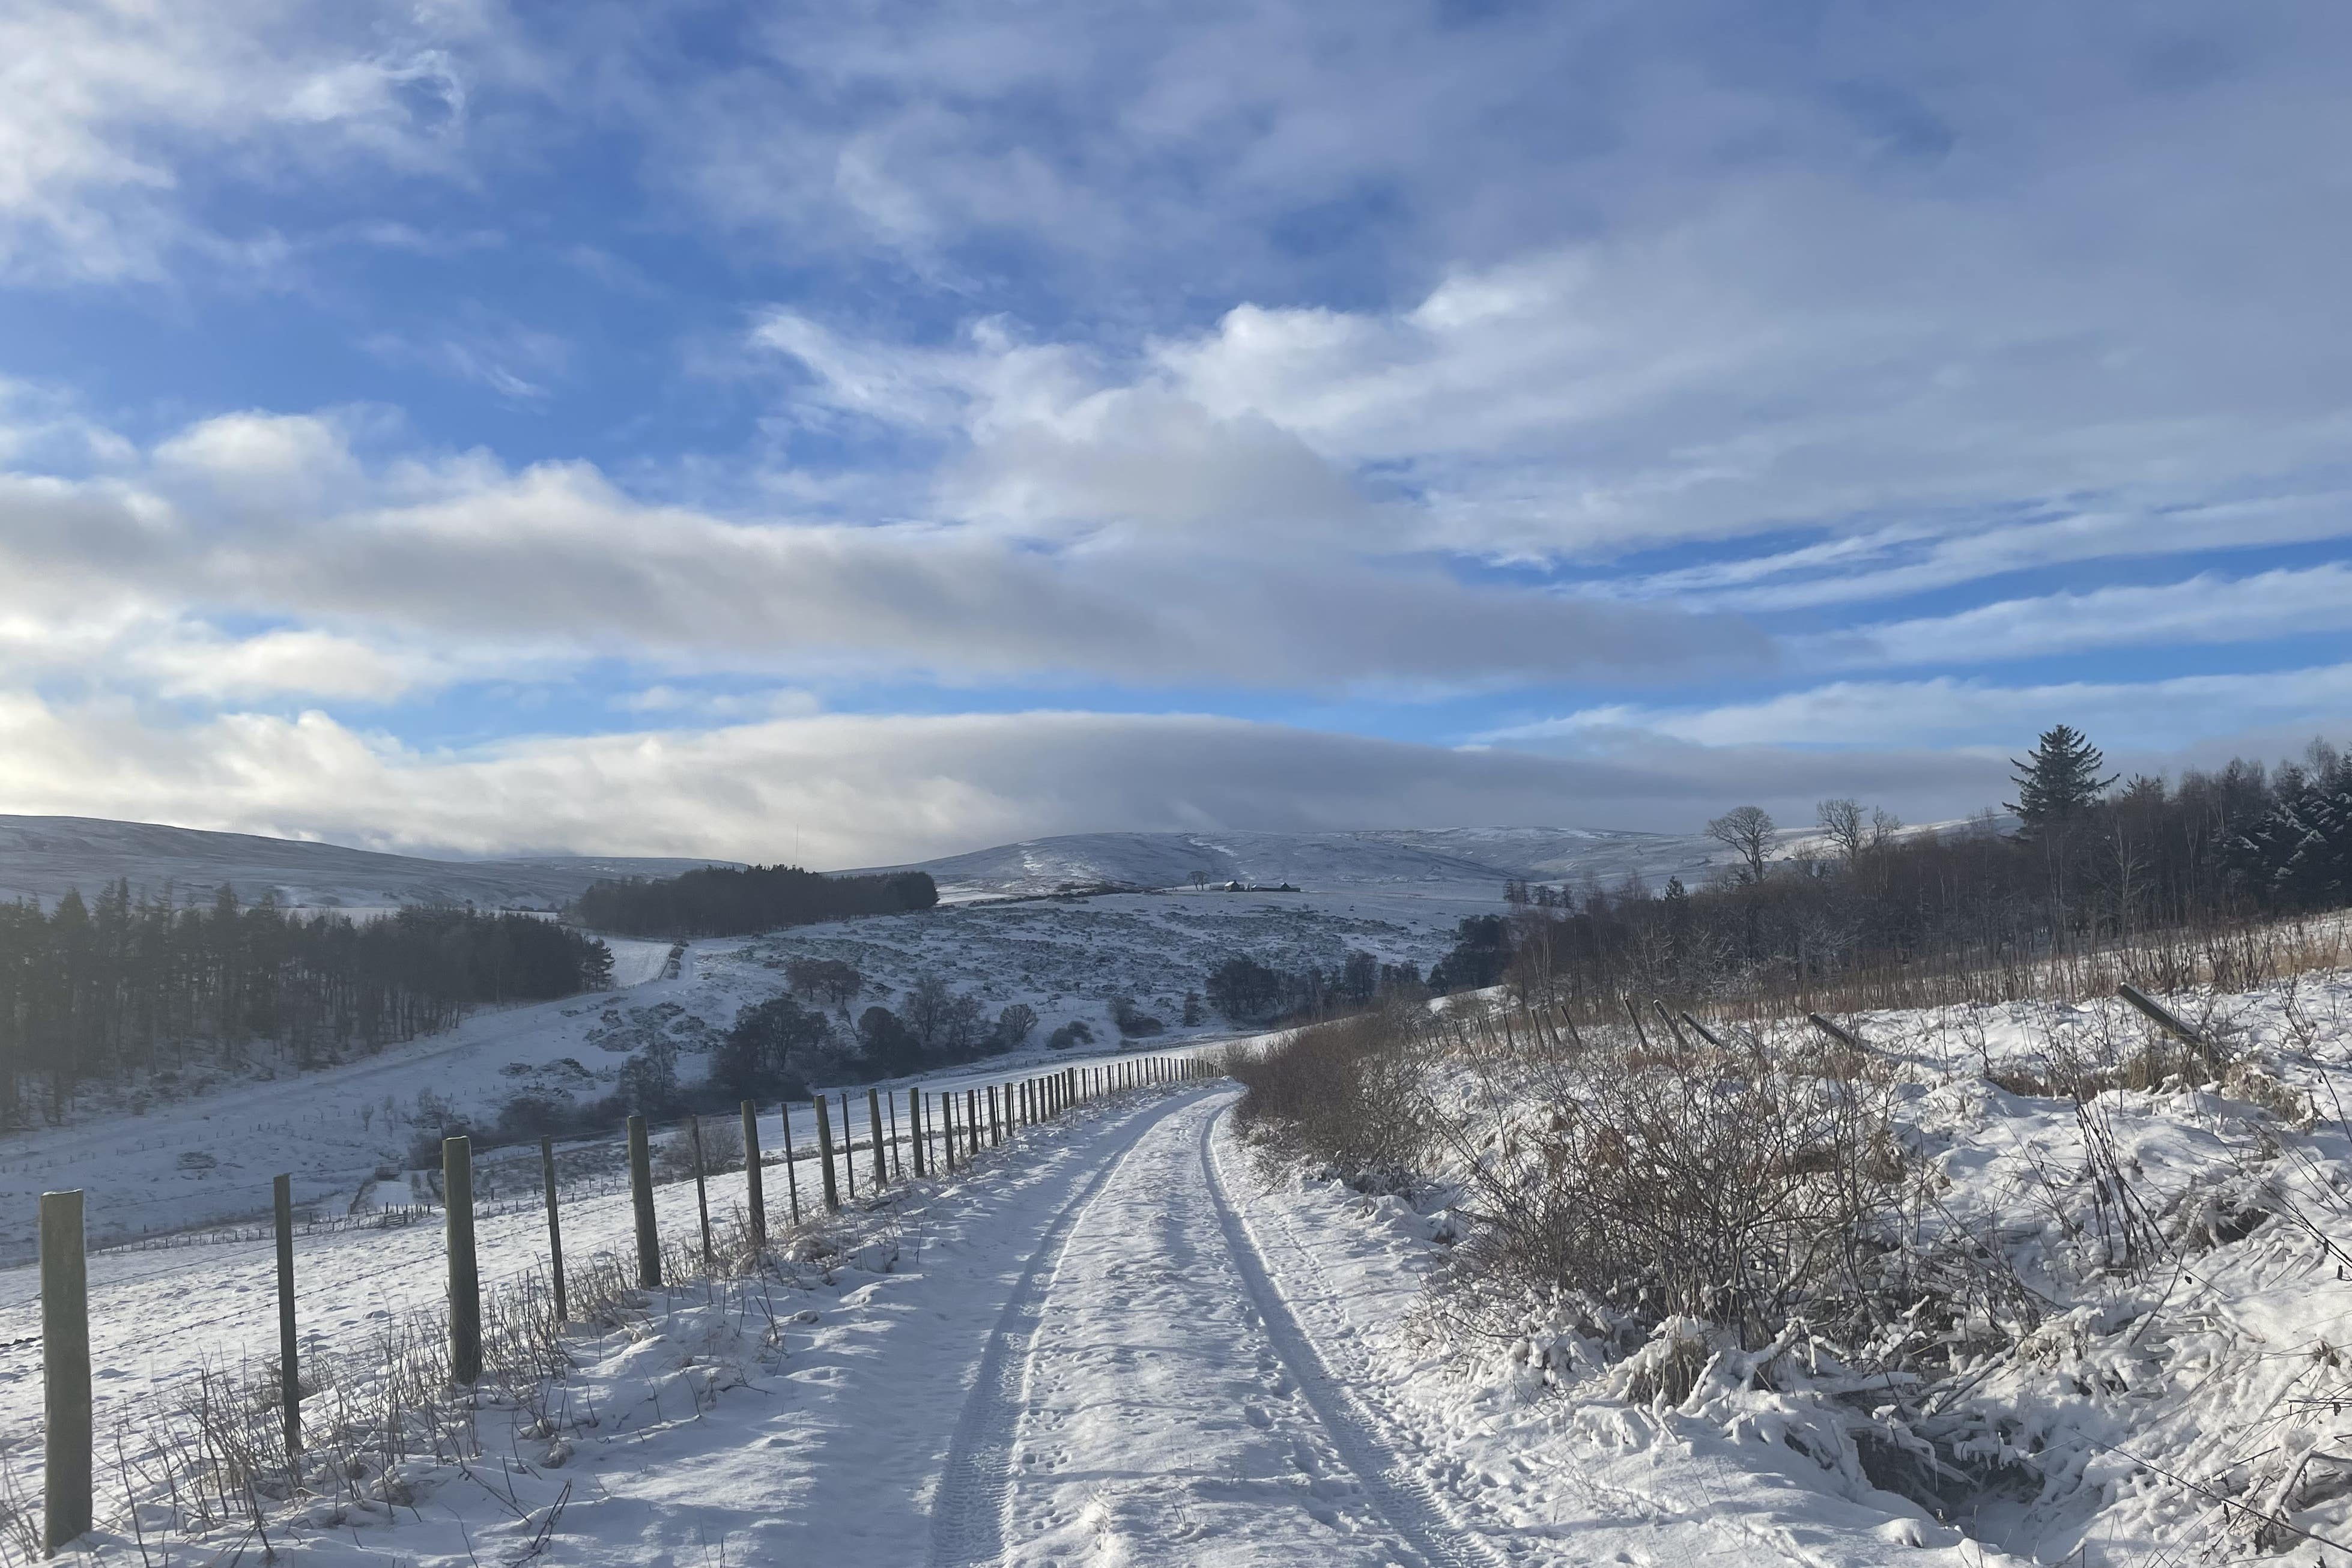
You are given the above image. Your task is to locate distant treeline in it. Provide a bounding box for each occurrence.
[0,887,613,1125]
[1487,730,2352,1018]
[570,864,939,937]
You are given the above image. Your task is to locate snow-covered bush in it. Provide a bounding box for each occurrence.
[1439,1016,1908,1349]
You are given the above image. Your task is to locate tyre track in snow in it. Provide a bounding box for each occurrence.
[1209,1117,1836,1568]
[933,1088,1507,1567]
[928,1088,1204,1567]
[1199,1103,1511,1568]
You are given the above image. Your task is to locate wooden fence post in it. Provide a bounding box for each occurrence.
[40,1190,89,1555]
[779,1103,802,1224]
[690,1116,714,1270]
[539,1136,568,1321]
[989,1085,1001,1145]
[908,1088,926,1177]
[628,1114,662,1288]
[886,1091,903,1179]
[868,1088,887,1188]
[445,1135,482,1385]
[840,1091,857,1201]
[740,1102,766,1250]
[814,1096,841,1211]
[274,1173,301,1459]
[943,1092,957,1172]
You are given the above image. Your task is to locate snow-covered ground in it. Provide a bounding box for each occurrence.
[0,1074,2029,1568]
[17,957,2352,1566]
[0,1086,1985,1568]
[0,888,1491,1263]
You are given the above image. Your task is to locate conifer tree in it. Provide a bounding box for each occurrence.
[2006,725,2117,833]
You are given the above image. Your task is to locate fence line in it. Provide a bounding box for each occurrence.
[23,1051,1223,1551]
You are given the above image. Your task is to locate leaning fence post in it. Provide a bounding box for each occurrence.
[1807,1012,1870,1053]
[445,1135,482,1385]
[41,1190,90,1555]
[2118,982,2223,1065]
[539,1136,568,1321]
[868,1088,887,1188]
[740,1101,767,1250]
[814,1096,841,1211]
[887,1090,903,1179]
[908,1088,926,1177]
[779,1103,802,1224]
[628,1114,662,1288]
[943,1092,958,1173]
[690,1116,714,1270]
[989,1084,1002,1145]
[274,1173,301,1458]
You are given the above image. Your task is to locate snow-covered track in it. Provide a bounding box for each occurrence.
[927,1091,1201,1567]
[1201,1104,1511,1568]
[933,1088,1506,1566]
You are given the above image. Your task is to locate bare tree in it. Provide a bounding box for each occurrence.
[1815,799,1903,867]
[1706,805,1777,884]
[1817,798,1866,865]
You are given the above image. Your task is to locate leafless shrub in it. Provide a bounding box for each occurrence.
[1227,1003,1437,1193]
[1433,1010,1909,1349]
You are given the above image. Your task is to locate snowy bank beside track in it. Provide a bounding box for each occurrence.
[1226,967,2352,1566]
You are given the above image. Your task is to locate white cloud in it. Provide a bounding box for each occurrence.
[1807,563,2352,669]
[0,692,2021,864]
[0,0,508,279]
[131,628,440,703]
[1487,664,2352,754]
[674,4,2352,584]
[0,410,1762,697]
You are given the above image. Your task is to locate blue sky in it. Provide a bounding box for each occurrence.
[2,0,2348,865]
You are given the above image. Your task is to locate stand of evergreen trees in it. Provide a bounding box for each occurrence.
[569,864,939,937]
[0,888,613,1125]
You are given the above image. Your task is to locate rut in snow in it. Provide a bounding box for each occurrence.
[929,1089,1504,1568]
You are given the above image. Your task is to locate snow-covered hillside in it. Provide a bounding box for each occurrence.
[0,815,736,910]
[0,888,1490,1259]
[858,825,1733,900]
[0,815,1761,916]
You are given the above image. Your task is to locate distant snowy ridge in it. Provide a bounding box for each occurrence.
[0,815,1758,912]
[853,826,1735,899]
[0,814,739,910]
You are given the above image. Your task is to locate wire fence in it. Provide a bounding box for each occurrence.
[8,1050,1223,1558]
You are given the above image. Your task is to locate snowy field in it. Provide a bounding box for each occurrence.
[0,887,1487,1261]
[0,1052,1210,1470]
